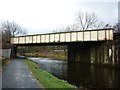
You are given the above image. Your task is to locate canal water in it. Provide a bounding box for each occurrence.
[28,57,120,88]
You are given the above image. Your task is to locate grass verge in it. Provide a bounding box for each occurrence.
[25,59,77,88]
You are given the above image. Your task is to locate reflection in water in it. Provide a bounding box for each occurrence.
[28,57,67,79]
[28,57,120,88]
[68,62,120,88]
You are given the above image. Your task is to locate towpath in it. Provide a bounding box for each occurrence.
[2,59,43,89]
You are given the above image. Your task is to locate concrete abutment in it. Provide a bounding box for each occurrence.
[67,41,119,66]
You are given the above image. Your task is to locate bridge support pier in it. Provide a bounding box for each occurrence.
[11,45,17,58]
[67,42,103,63]
[68,42,91,63]
[67,41,119,66]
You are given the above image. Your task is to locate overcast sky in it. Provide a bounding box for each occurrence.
[0,0,119,35]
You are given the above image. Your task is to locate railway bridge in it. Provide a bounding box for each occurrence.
[11,28,119,65]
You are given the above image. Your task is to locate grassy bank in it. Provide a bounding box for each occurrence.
[22,52,67,61]
[2,57,8,66]
[1,57,10,72]
[25,59,77,88]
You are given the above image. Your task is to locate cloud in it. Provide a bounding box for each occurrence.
[75,0,119,2]
[114,7,118,19]
[0,0,118,34]
[0,0,78,34]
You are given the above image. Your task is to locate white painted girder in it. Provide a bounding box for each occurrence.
[11,29,113,44]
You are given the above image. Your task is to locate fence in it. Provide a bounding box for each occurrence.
[0,49,11,58]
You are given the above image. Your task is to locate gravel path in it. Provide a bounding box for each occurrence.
[2,59,43,89]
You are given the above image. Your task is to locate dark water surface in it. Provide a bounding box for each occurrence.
[28,57,120,88]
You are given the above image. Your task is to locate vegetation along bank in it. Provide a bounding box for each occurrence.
[25,59,77,88]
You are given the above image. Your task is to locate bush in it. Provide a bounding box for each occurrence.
[2,57,8,66]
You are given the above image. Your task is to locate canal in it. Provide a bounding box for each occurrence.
[28,57,120,88]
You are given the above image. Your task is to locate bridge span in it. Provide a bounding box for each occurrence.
[10,28,120,66]
[11,29,113,45]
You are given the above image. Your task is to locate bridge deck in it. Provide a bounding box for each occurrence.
[11,29,113,44]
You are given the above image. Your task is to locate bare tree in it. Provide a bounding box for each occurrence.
[54,11,111,32]
[113,22,120,33]
[76,11,98,30]
[53,24,79,32]
[1,21,27,49]
[94,21,111,29]
[63,24,79,32]
[1,21,27,37]
[76,11,111,30]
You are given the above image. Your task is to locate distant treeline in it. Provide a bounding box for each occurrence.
[17,45,67,53]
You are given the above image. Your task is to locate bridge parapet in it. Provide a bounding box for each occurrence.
[11,29,113,44]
